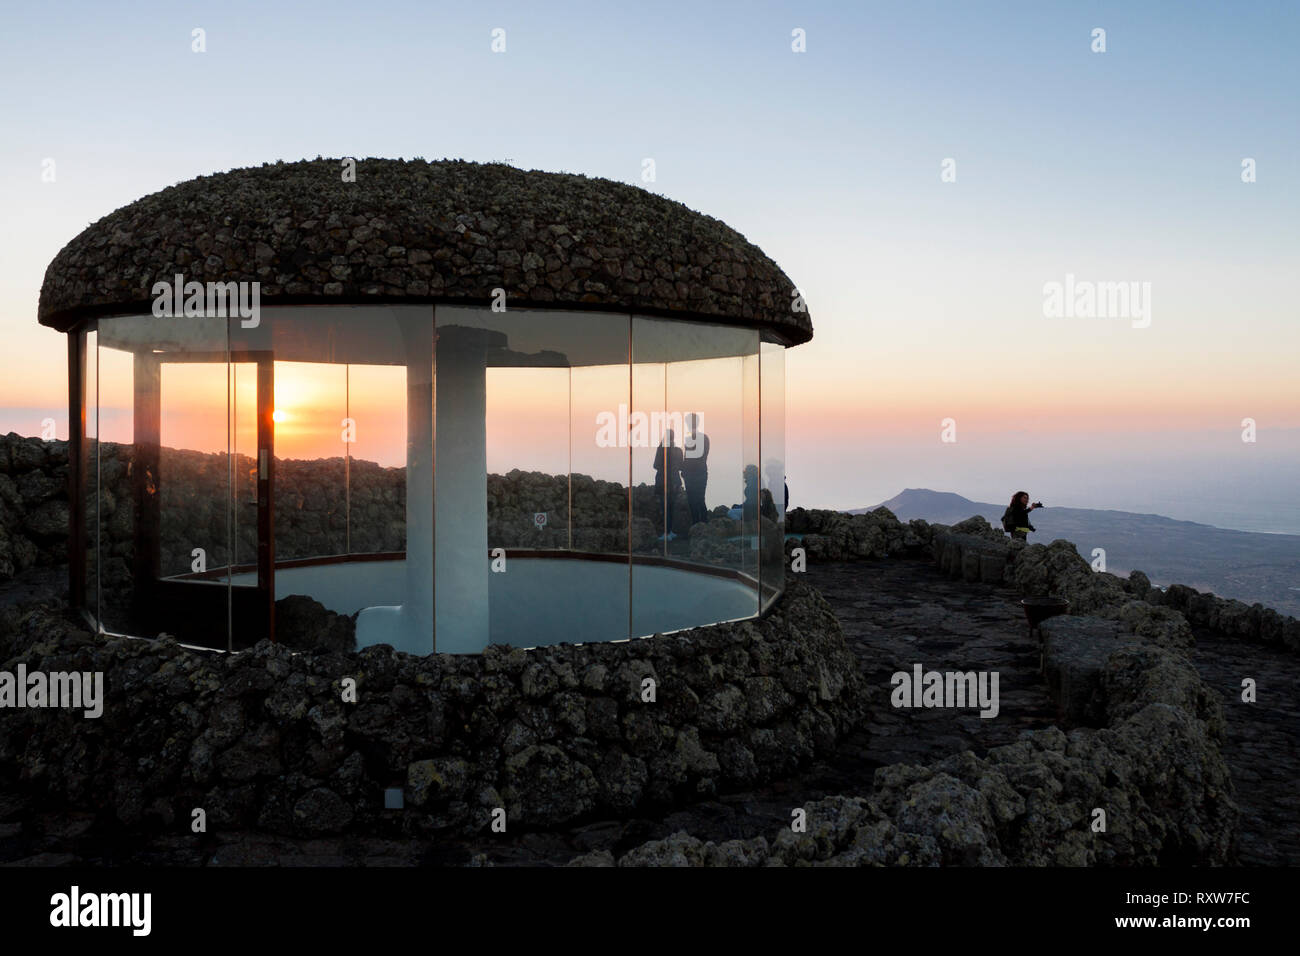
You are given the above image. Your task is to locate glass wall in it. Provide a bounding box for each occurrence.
[432,306,631,652]
[229,306,429,654]
[89,306,429,651]
[159,342,230,577]
[230,359,258,574]
[94,323,136,635]
[79,305,784,654]
[270,360,348,560]
[760,339,786,609]
[630,316,761,636]
[742,346,761,590]
[82,326,98,623]
[95,314,230,644]
[346,363,408,555]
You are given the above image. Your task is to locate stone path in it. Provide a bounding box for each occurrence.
[804,559,1057,766]
[1187,630,1300,866]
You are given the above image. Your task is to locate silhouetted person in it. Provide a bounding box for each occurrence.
[759,487,778,522]
[764,460,784,520]
[682,413,710,526]
[741,464,760,521]
[1001,491,1043,541]
[654,429,685,540]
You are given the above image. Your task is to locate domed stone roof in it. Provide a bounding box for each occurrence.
[38,158,812,343]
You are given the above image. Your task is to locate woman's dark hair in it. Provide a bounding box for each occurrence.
[1011,491,1029,507]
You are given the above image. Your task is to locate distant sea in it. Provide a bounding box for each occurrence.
[1058,483,1300,537]
[1144,500,1299,537]
[809,433,1300,539]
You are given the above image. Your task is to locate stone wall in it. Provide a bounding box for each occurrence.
[786,506,933,561]
[570,517,1240,866]
[0,434,69,580]
[790,504,1300,656]
[1151,582,1299,652]
[0,577,864,837]
[927,516,1300,654]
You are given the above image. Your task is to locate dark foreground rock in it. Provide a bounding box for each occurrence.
[577,669,1234,867]
[585,531,1238,866]
[0,557,1062,865]
[0,576,865,844]
[787,506,933,561]
[1186,629,1300,866]
[274,595,357,654]
[1,499,1286,866]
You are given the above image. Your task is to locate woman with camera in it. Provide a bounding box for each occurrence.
[1002,491,1043,540]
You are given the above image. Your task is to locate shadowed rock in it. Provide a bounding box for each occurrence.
[273,594,357,654]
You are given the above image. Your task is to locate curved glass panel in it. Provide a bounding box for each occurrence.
[81,305,778,654]
[231,305,431,655]
[82,325,99,624]
[760,340,786,610]
[95,313,230,645]
[632,316,761,635]
[346,363,408,556]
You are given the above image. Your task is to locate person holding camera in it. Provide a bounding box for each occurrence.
[1001,491,1043,540]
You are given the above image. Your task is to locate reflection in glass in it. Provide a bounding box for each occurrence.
[760,340,786,609]
[232,307,428,654]
[571,362,631,555]
[630,358,667,559]
[230,361,258,573]
[81,327,99,625]
[271,360,348,560]
[346,363,407,555]
[632,316,760,634]
[94,332,135,634]
[741,347,760,593]
[79,306,783,654]
[160,360,230,576]
[96,314,231,645]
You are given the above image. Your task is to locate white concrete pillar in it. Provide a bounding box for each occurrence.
[355,313,435,655]
[432,325,494,653]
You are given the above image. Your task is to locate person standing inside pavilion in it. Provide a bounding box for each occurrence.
[654,429,686,540]
[682,412,711,528]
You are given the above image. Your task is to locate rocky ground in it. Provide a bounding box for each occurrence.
[804,560,1057,766]
[1,557,1054,866]
[2,555,1296,866]
[1187,629,1300,866]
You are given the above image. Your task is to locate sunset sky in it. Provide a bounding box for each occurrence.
[1,0,1295,532]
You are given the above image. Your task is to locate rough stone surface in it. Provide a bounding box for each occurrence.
[930,528,1017,585]
[0,576,864,840]
[581,532,1239,866]
[274,594,357,655]
[1156,582,1300,653]
[1188,629,1300,865]
[786,507,933,562]
[38,158,812,343]
[1039,615,1135,727]
[0,434,67,581]
[1,490,1291,866]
